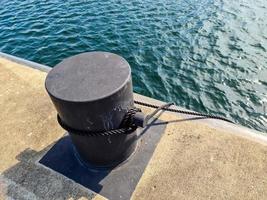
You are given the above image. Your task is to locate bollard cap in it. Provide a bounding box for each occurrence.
[45,52,131,102]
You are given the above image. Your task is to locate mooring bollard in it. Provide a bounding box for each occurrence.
[45,52,137,167]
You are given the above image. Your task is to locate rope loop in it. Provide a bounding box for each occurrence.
[57,107,141,137]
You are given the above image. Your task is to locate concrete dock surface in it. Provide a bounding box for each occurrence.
[0,55,267,199]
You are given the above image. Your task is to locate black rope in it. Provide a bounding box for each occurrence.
[134,100,233,123]
[57,107,141,137]
[57,100,233,137]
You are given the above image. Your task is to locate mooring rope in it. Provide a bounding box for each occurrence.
[134,100,233,123]
[57,100,233,137]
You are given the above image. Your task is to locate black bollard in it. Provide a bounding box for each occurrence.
[45,52,137,167]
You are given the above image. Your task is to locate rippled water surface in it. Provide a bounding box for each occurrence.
[1,0,267,132]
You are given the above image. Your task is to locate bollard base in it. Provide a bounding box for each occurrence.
[68,130,138,168]
[72,136,139,171]
[39,120,166,200]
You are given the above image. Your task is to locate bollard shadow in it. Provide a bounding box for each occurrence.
[38,119,167,200]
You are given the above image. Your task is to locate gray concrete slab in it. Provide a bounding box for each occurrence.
[1,55,267,200]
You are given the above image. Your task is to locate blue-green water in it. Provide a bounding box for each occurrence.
[1,0,267,132]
